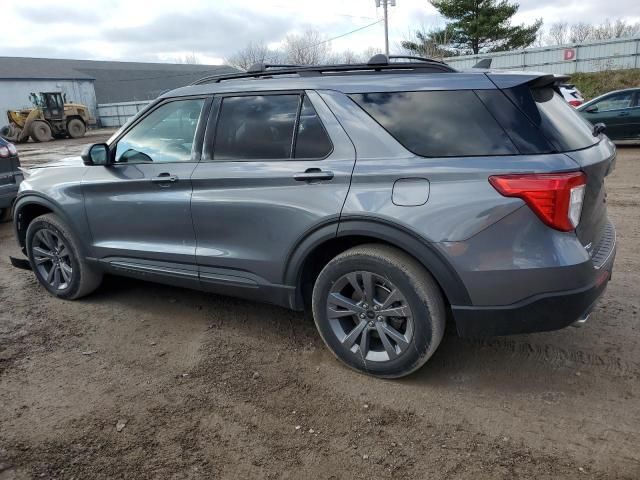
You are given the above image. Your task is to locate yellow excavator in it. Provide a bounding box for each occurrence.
[0,92,95,143]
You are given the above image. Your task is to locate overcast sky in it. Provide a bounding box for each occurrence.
[2,0,640,64]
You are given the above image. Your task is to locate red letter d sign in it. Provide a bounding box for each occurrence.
[564,48,576,61]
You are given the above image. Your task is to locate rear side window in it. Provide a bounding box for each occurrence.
[212,94,332,160]
[505,86,598,152]
[349,91,518,157]
[295,97,333,159]
[214,95,298,160]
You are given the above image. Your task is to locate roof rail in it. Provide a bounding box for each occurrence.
[247,63,302,73]
[191,58,456,86]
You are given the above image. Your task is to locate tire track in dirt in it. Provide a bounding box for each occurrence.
[459,337,640,378]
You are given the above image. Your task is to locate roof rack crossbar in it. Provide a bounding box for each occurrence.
[191,61,456,85]
[247,63,303,73]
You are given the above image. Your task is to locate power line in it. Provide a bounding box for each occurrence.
[102,19,385,83]
[262,18,384,62]
[310,18,384,47]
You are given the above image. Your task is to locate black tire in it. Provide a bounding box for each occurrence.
[30,121,52,142]
[26,213,102,300]
[312,244,446,378]
[67,118,86,139]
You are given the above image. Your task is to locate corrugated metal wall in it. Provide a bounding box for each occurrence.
[0,79,98,121]
[445,37,640,74]
[97,101,151,127]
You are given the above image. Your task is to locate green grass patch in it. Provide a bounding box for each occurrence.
[570,69,640,100]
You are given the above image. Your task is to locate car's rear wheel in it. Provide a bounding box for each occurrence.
[312,244,446,378]
[26,213,102,299]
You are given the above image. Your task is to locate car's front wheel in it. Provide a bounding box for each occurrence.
[312,244,446,378]
[26,213,102,299]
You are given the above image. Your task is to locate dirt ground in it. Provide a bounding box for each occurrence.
[0,135,639,479]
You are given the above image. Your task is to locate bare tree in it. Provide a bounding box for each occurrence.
[546,22,569,46]
[225,41,282,71]
[591,19,640,40]
[569,22,593,43]
[174,52,201,64]
[331,50,361,64]
[282,29,331,65]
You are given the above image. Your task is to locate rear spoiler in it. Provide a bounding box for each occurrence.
[527,74,571,88]
[485,72,571,89]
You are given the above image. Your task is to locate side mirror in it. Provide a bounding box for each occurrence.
[81,143,110,166]
[585,104,598,113]
[592,122,606,137]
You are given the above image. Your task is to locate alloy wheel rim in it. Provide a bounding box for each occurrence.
[32,229,73,290]
[326,271,414,362]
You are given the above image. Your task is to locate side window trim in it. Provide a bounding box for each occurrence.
[202,90,333,163]
[201,96,222,162]
[109,95,212,164]
[290,95,304,159]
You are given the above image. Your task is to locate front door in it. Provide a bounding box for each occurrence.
[190,91,355,303]
[584,90,637,140]
[83,97,208,284]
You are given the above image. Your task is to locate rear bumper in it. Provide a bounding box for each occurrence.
[452,244,615,337]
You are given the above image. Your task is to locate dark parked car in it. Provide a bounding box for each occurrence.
[578,88,640,140]
[0,137,22,221]
[11,57,616,378]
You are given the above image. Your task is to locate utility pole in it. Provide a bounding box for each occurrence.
[375,0,396,57]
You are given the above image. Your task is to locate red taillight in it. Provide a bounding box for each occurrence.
[7,143,17,156]
[0,146,9,158]
[489,172,587,231]
[569,100,583,107]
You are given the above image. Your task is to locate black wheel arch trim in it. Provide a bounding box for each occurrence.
[283,215,471,308]
[13,194,86,255]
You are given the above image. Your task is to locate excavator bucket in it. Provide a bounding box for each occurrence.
[0,124,23,143]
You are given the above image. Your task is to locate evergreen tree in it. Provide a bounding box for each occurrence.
[412,0,542,55]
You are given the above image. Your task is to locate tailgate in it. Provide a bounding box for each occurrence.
[565,139,616,249]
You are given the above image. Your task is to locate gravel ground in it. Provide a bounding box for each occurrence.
[0,137,639,479]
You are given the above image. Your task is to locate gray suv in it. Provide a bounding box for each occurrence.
[11,56,616,378]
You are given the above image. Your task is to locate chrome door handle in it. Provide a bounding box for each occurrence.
[618,111,630,117]
[152,173,178,184]
[293,168,334,182]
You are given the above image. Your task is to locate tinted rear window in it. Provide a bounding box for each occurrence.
[214,95,299,160]
[349,91,518,157]
[505,86,598,152]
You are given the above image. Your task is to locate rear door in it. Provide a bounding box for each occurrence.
[83,97,209,282]
[190,90,355,295]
